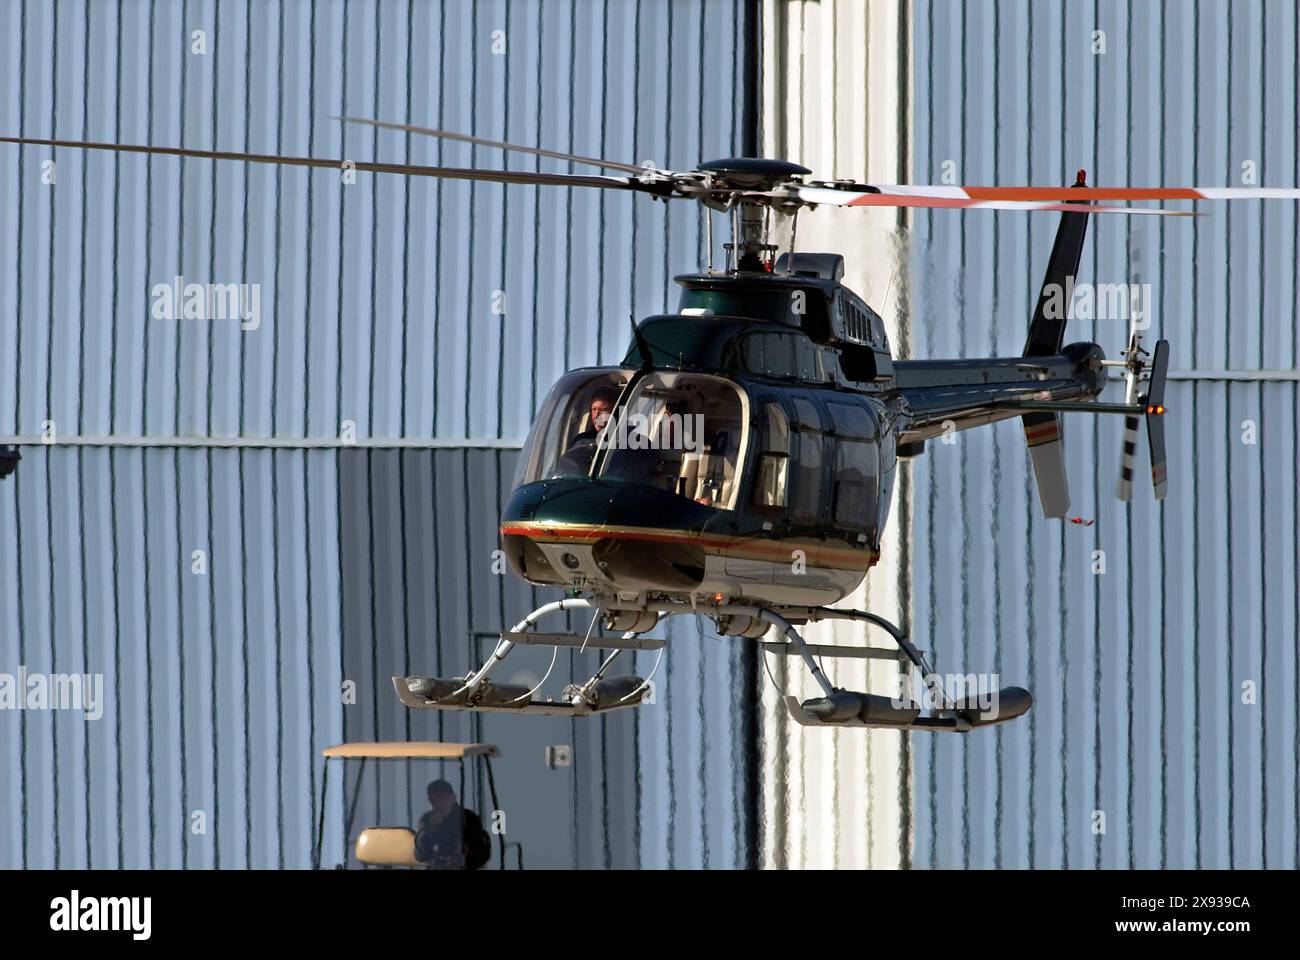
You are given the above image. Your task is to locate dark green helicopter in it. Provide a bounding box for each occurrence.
[5,122,1292,732]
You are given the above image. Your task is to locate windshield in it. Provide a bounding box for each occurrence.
[513,368,634,486]
[597,372,748,510]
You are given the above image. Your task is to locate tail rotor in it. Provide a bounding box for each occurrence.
[1115,334,1169,502]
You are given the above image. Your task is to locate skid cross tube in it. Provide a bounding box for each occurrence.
[445,598,843,704]
[413,598,940,715]
[493,600,923,701]
[760,604,955,711]
[454,597,597,697]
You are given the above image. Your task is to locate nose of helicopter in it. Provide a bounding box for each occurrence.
[499,477,713,592]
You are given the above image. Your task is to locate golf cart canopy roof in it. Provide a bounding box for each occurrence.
[322,741,502,760]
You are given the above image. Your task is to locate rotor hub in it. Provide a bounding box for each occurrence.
[697,157,812,191]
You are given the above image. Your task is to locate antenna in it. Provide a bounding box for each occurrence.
[880,267,897,316]
[629,314,654,369]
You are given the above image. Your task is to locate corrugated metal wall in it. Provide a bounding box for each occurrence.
[757,0,913,869]
[0,0,756,869]
[910,0,1300,868]
[0,445,346,868]
[0,0,749,443]
[8,0,1293,873]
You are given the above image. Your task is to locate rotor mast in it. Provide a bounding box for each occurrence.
[725,199,778,272]
[695,158,813,274]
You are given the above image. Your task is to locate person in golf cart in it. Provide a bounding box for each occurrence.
[415,779,491,870]
[314,741,513,871]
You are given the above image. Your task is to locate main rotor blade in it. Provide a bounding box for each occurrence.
[887,184,1300,202]
[792,185,1194,216]
[801,182,1300,205]
[335,116,652,175]
[0,136,653,192]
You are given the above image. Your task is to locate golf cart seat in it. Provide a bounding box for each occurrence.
[355,827,421,868]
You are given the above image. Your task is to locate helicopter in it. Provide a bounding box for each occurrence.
[3,120,1296,733]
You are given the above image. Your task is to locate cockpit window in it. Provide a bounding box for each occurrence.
[596,372,748,510]
[513,369,633,486]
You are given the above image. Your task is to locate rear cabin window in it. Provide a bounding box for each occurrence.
[789,396,826,524]
[825,401,879,533]
[741,331,829,382]
[751,402,790,509]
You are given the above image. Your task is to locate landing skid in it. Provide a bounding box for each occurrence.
[392,675,650,717]
[395,597,1032,733]
[782,695,1031,733]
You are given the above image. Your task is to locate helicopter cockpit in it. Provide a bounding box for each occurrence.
[514,368,749,510]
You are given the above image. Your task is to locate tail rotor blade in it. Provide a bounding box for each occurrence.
[1147,413,1168,500]
[1144,340,1171,500]
[1117,412,1140,501]
[1116,315,1142,502]
[1144,339,1170,409]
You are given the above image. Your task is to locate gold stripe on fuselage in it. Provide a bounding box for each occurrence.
[500,520,879,571]
[1023,421,1061,446]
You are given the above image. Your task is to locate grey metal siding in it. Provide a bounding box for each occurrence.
[1,443,754,869]
[755,0,913,869]
[0,0,755,869]
[911,0,1299,868]
[1,0,747,445]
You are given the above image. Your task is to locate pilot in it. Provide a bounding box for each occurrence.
[414,780,491,870]
[553,385,619,476]
[572,385,618,445]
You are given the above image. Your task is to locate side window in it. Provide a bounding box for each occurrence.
[818,346,842,384]
[832,439,877,530]
[751,401,790,510]
[825,401,879,533]
[742,333,798,379]
[789,396,825,524]
[793,337,823,382]
[766,335,797,378]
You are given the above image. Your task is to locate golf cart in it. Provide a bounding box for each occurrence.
[313,741,521,870]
